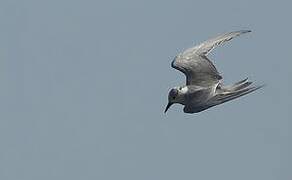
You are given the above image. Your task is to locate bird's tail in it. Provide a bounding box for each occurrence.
[208,78,265,107]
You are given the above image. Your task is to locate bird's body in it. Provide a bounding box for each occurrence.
[165,30,264,114]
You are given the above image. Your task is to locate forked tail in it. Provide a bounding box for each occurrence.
[208,78,265,107]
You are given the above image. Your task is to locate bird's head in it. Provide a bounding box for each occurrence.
[164,86,187,113]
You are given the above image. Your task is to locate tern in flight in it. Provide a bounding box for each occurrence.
[165,30,264,114]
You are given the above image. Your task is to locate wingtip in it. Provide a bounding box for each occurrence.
[251,84,266,92]
[230,30,251,35]
[257,83,266,89]
[240,30,252,33]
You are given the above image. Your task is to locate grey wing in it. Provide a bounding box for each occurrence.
[172,55,222,86]
[172,30,251,86]
[184,30,251,56]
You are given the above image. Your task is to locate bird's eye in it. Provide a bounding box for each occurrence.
[169,89,178,99]
[179,87,182,90]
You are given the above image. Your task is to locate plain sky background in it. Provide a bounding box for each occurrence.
[0,0,291,179]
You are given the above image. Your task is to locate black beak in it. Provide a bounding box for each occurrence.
[164,102,173,113]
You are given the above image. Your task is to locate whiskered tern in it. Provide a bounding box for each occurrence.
[165,30,264,113]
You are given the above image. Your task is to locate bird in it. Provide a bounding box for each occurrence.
[164,30,264,114]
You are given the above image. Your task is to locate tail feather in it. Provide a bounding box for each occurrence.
[217,85,264,102]
[231,81,253,91]
[234,77,248,85]
[223,78,252,91]
[209,80,265,107]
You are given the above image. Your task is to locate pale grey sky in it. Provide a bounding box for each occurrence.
[0,0,291,180]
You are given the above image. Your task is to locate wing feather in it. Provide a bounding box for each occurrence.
[172,30,251,86]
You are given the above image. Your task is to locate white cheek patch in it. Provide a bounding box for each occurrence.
[180,86,188,94]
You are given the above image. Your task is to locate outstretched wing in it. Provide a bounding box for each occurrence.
[172,30,251,86]
[172,55,222,86]
[183,30,251,56]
